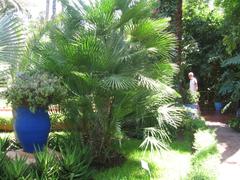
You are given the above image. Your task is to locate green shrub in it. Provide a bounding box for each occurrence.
[0,117,13,126]
[59,141,93,179]
[48,132,93,179]
[32,149,60,179]
[188,129,219,180]
[47,133,68,151]
[228,118,240,132]
[3,157,32,179]
[50,113,66,131]
[193,130,217,152]
[181,116,207,134]
[192,145,218,165]
[189,151,219,180]
[183,90,200,104]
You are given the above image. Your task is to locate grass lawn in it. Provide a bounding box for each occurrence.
[94,136,192,180]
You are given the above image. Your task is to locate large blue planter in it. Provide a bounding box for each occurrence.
[15,107,50,153]
[214,102,223,112]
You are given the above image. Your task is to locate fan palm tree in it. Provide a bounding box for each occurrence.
[30,0,181,164]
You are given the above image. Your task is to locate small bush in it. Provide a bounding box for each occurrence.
[183,90,200,104]
[181,116,207,134]
[3,156,32,179]
[228,118,240,132]
[0,117,13,126]
[48,132,93,179]
[59,141,93,179]
[193,130,217,151]
[32,149,60,179]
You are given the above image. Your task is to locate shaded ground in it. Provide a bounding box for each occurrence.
[204,113,240,180]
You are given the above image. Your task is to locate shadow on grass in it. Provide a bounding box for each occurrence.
[94,136,192,180]
[94,158,152,180]
[94,139,158,180]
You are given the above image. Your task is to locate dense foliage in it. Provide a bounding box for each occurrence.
[214,1,240,109]
[25,0,183,164]
[182,0,226,104]
[228,118,240,132]
[215,0,240,54]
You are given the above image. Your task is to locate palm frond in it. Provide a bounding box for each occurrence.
[155,105,182,129]
[115,0,152,29]
[137,74,178,96]
[101,75,137,90]
[0,0,24,14]
[222,54,240,67]
[152,62,178,84]
[0,13,25,65]
[127,19,176,58]
[140,127,169,153]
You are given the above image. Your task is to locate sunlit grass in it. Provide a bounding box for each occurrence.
[94,138,192,180]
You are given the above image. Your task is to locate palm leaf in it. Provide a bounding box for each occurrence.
[137,74,178,96]
[0,13,25,65]
[128,19,176,58]
[101,75,137,90]
[140,127,169,153]
[222,54,240,67]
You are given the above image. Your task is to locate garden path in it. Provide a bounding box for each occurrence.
[204,113,240,180]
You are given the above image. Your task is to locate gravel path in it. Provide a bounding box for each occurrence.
[206,119,240,180]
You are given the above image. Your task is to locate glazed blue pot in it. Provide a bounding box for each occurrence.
[214,102,223,112]
[15,107,50,153]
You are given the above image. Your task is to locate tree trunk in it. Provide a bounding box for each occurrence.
[175,0,183,65]
[52,0,56,19]
[45,0,50,20]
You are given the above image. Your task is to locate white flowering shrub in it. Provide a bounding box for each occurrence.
[5,71,67,112]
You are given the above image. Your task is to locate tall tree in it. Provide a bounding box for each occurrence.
[175,0,183,65]
[45,0,50,20]
[52,0,56,19]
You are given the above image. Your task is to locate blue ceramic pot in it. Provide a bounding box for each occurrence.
[214,102,223,112]
[15,107,50,153]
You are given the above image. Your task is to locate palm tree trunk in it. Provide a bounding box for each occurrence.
[45,0,50,20]
[52,0,56,19]
[175,0,183,65]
